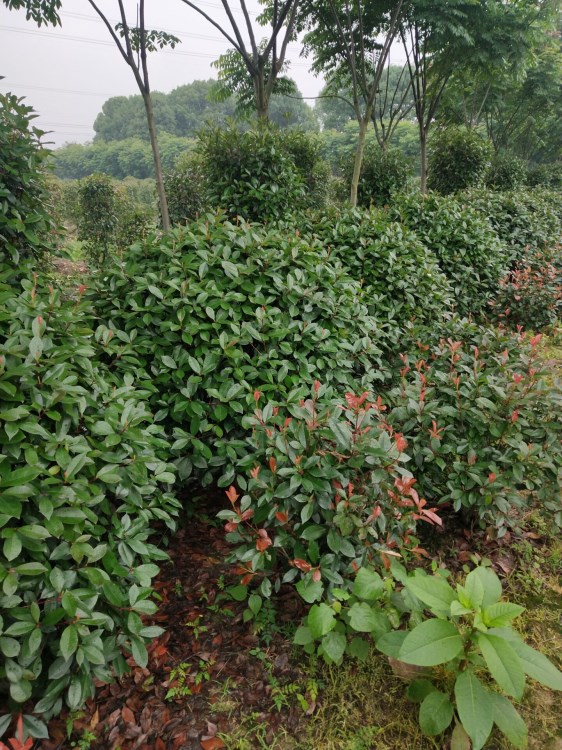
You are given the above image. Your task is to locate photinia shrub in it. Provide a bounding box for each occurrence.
[427,127,492,195]
[306,208,452,344]
[386,324,562,533]
[91,214,389,487]
[389,192,509,317]
[347,145,411,208]
[0,267,179,731]
[485,152,527,191]
[489,247,562,330]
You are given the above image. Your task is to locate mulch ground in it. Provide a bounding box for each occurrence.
[40,497,308,750]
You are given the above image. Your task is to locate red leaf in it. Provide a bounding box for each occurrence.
[275,511,288,524]
[292,558,312,573]
[201,739,225,750]
[225,486,239,505]
[121,706,135,724]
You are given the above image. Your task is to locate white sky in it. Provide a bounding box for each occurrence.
[0,0,326,147]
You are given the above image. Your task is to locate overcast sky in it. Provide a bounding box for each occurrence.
[0,0,326,147]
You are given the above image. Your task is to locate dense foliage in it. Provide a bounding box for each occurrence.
[0,93,56,261]
[389,192,508,316]
[0,267,179,730]
[348,145,411,208]
[428,127,493,195]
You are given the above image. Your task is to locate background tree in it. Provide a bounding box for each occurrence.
[178,0,300,120]
[300,0,408,205]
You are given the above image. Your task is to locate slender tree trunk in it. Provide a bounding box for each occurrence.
[254,68,269,121]
[142,91,170,230]
[350,115,369,207]
[419,130,428,193]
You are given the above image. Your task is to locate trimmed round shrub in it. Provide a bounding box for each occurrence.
[348,145,411,207]
[428,127,492,195]
[527,162,562,190]
[197,125,328,222]
[0,93,57,263]
[307,207,452,342]
[486,152,527,191]
[389,192,508,316]
[91,214,388,487]
[461,188,562,261]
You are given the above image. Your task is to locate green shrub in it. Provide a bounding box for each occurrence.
[389,193,508,316]
[486,152,527,191]
[306,208,452,342]
[0,268,179,728]
[91,214,388,487]
[164,153,208,225]
[527,162,562,190]
[460,188,562,260]
[0,93,57,263]
[350,145,411,207]
[218,383,442,614]
[387,323,562,534]
[489,247,562,330]
[197,125,327,222]
[428,127,492,195]
[77,173,118,266]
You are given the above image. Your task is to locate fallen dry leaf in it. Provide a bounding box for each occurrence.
[201,738,226,750]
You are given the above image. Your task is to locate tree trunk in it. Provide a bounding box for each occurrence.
[419,130,428,193]
[142,91,170,231]
[350,116,369,207]
[254,68,269,121]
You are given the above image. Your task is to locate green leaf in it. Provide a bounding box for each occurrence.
[148,284,163,299]
[347,636,370,661]
[406,679,436,703]
[399,620,463,666]
[454,671,494,750]
[405,575,457,616]
[490,692,528,748]
[161,355,177,369]
[3,534,22,561]
[22,715,50,740]
[419,690,454,736]
[376,630,407,658]
[296,577,323,604]
[353,567,384,601]
[0,636,21,657]
[477,633,525,699]
[510,640,562,690]
[293,626,313,646]
[348,602,381,633]
[465,567,502,608]
[482,602,524,627]
[60,624,78,660]
[131,636,148,667]
[308,603,336,639]
[321,631,347,662]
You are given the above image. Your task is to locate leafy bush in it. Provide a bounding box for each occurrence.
[389,192,508,316]
[218,384,442,602]
[486,152,527,191]
[460,188,562,261]
[527,162,562,190]
[0,93,56,263]
[349,145,411,207]
[386,324,562,533]
[77,173,118,266]
[489,247,562,330]
[377,565,562,749]
[92,214,387,487]
[428,127,492,195]
[197,125,327,222]
[0,269,180,729]
[307,208,452,342]
[164,153,209,225]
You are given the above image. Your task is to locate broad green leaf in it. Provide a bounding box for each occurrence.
[3,534,22,561]
[491,692,528,748]
[482,602,524,627]
[465,567,502,608]
[293,626,313,645]
[399,620,463,666]
[321,631,346,662]
[60,624,79,660]
[22,715,50,740]
[454,671,494,750]
[406,679,436,703]
[510,640,562,690]
[405,575,456,616]
[376,630,407,658]
[353,567,384,601]
[477,633,525,699]
[348,602,381,633]
[419,690,454,736]
[450,722,471,750]
[347,636,370,661]
[296,577,323,604]
[308,603,336,639]
[0,636,20,657]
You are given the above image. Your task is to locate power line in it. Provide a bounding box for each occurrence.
[0,25,310,67]
[0,81,109,96]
